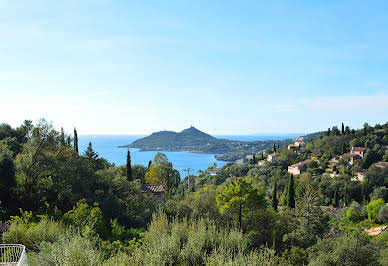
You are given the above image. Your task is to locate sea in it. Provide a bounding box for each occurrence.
[78,134,302,178]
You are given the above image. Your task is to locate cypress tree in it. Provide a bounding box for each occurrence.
[342,142,346,154]
[126,150,132,181]
[261,151,264,159]
[287,174,295,209]
[273,143,277,153]
[148,160,152,170]
[272,181,278,212]
[341,123,345,135]
[74,128,78,154]
[66,136,71,146]
[59,127,66,146]
[333,187,339,208]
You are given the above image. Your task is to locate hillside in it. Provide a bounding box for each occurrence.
[123,126,294,156]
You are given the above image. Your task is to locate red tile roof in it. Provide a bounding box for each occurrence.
[352,147,367,152]
[365,226,388,236]
[141,184,165,193]
[340,153,361,158]
[291,159,312,167]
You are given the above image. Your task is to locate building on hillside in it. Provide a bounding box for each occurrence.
[351,172,365,182]
[208,168,222,176]
[267,153,279,162]
[245,155,254,161]
[375,161,388,168]
[365,226,388,236]
[288,141,306,151]
[311,154,323,160]
[141,184,165,203]
[257,160,266,166]
[236,158,244,165]
[351,147,368,158]
[339,153,361,165]
[288,159,312,175]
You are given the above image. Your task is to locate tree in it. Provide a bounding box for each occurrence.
[59,127,66,146]
[74,128,79,154]
[341,123,345,135]
[287,174,295,209]
[273,143,277,153]
[342,142,346,154]
[66,136,71,146]
[145,153,180,197]
[363,122,369,136]
[333,187,339,208]
[366,198,385,221]
[126,150,132,181]
[84,142,98,161]
[378,205,388,223]
[216,177,266,231]
[272,181,278,212]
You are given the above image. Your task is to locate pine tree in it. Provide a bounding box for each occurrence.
[341,123,345,135]
[74,128,79,154]
[272,181,278,212]
[126,150,132,181]
[287,174,295,209]
[59,127,66,146]
[84,142,98,161]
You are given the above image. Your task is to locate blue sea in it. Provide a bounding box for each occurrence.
[78,134,301,178]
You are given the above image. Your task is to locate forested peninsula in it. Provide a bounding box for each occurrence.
[123,126,296,160]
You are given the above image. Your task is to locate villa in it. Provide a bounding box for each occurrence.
[339,153,361,165]
[267,153,279,162]
[351,147,368,158]
[141,184,165,203]
[288,141,306,151]
[288,159,312,175]
[208,168,222,176]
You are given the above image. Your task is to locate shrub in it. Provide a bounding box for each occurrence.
[28,232,103,266]
[2,211,64,252]
[378,205,388,224]
[366,199,386,222]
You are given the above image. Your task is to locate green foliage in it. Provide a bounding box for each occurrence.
[2,211,65,252]
[28,231,103,266]
[216,177,267,230]
[366,198,386,221]
[378,205,388,223]
[287,174,295,209]
[63,199,108,238]
[308,233,379,266]
[126,150,132,181]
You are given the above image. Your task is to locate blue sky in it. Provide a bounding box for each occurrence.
[1,0,387,134]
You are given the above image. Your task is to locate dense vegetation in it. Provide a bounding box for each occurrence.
[1,119,388,265]
[125,126,294,161]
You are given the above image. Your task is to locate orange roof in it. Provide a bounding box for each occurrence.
[291,159,312,167]
[365,226,388,236]
[296,141,306,145]
[340,153,360,158]
[376,161,388,168]
[352,147,367,152]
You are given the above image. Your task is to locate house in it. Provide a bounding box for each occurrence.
[351,172,365,182]
[288,159,312,175]
[236,158,244,165]
[257,160,266,166]
[288,141,306,151]
[311,154,323,160]
[208,168,222,176]
[245,155,254,161]
[375,161,388,168]
[365,226,388,236]
[351,147,368,158]
[339,153,361,165]
[267,153,279,162]
[141,184,165,203]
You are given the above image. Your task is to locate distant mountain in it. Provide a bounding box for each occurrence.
[296,131,325,141]
[122,126,294,157]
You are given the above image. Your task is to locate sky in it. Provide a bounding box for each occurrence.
[1,0,387,135]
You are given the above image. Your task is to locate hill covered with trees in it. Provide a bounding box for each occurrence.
[1,119,388,265]
[125,126,295,160]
